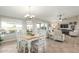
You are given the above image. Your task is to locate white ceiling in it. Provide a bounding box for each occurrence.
[0,6,79,22]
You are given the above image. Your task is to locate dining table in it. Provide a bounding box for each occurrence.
[18,35,46,53]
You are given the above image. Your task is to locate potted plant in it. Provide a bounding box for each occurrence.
[0,36,3,45]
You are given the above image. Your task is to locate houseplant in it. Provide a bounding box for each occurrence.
[0,36,3,45]
[27,30,34,36]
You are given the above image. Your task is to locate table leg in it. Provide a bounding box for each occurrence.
[44,40,47,53]
[28,41,31,53]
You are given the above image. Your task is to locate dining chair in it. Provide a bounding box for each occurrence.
[16,31,28,53]
[31,36,47,53]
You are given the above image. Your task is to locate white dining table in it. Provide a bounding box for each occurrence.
[20,35,44,53]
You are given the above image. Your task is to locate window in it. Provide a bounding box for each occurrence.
[27,25,33,31]
[41,23,44,27]
[1,21,22,33]
[40,23,47,30]
[26,21,33,31]
[16,24,22,32]
[36,23,47,30]
[36,24,40,29]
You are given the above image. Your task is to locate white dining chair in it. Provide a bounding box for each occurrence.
[31,36,47,53]
[16,31,28,53]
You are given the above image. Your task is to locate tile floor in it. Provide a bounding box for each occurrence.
[0,35,79,53]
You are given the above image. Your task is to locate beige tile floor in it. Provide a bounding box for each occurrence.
[0,41,17,53]
[0,35,79,53]
[47,35,79,53]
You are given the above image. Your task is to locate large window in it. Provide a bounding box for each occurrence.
[36,23,40,29]
[27,25,33,31]
[16,24,22,32]
[1,21,22,33]
[26,21,33,31]
[36,23,47,30]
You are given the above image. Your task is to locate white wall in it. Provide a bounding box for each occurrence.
[1,17,22,24]
[62,16,79,24]
[0,17,1,28]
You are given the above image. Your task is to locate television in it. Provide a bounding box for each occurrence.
[60,24,68,28]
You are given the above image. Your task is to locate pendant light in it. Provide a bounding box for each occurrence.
[24,6,35,19]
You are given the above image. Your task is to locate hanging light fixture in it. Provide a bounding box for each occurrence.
[58,14,63,21]
[24,6,35,19]
[56,8,64,22]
